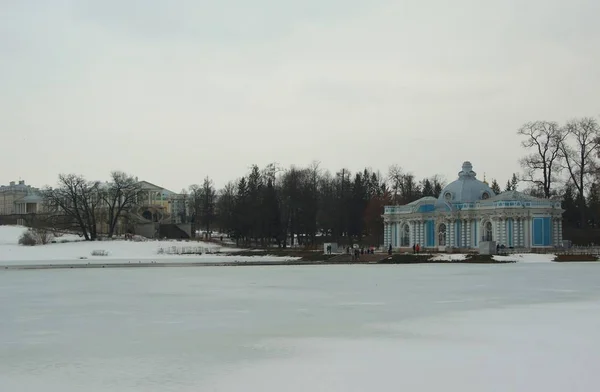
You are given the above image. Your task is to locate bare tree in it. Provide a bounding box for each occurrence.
[518,121,566,198]
[188,184,202,237]
[387,165,404,203]
[200,176,216,237]
[560,117,600,227]
[42,174,101,240]
[177,189,189,223]
[261,162,283,184]
[102,171,142,238]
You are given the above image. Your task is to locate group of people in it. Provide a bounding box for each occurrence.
[387,243,422,255]
[345,246,375,260]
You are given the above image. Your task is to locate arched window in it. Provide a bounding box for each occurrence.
[401,224,410,247]
[484,222,493,241]
[438,224,447,246]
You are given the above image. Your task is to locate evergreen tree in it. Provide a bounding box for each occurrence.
[261,178,281,246]
[562,184,579,228]
[490,179,501,194]
[504,180,513,192]
[199,176,216,237]
[215,181,236,238]
[234,177,249,244]
[510,173,519,191]
[246,165,263,243]
[587,183,600,228]
[348,172,367,241]
[433,182,443,198]
[421,179,434,197]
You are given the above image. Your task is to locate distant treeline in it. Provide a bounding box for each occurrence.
[40,116,600,246]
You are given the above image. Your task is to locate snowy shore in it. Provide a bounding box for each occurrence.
[0,226,300,265]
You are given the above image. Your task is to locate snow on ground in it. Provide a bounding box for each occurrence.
[427,252,556,263]
[494,253,556,263]
[0,225,298,264]
[430,253,468,261]
[0,225,84,245]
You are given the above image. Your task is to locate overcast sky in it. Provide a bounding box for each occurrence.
[2,0,599,192]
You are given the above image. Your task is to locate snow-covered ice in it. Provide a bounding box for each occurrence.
[1,263,600,391]
[0,225,298,264]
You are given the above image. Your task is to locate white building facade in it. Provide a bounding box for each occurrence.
[383,162,564,250]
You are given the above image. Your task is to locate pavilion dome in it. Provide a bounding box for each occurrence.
[436,161,495,206]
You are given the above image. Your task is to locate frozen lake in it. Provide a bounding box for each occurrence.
[1,263,600,391]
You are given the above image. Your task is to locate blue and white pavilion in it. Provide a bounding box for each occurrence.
[382,161,564,250]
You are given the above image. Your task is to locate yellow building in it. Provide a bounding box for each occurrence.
[129,181,190,238]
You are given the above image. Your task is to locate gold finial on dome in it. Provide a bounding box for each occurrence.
[483,173,488,185]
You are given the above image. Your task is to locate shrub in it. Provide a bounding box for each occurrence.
[18,230,38,246]
[34,228,54,245]
[18,228,55,246]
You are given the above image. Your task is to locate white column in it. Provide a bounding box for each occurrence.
[416,221,420,246]
[553,218,559,246]
[448,220,454,247]
[454,219,458,247]
[414,221,418,246]
[558,219,563,244]
[518,218,523,247]
[519,218,524,247]
[461,220,466,248]
[420,221,425,246]
[466,219,471,248]
[386,223,391,246]
[524,218,530,248]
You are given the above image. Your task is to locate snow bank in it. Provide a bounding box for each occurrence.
[0,225,27,245]
[0,225,83,245]
[430,253,468,262]
[494,253,555,263]
[416,252,556,263]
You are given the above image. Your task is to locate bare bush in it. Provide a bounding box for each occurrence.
[18,228,54,246]
[35,228,54,245]
[18,230,37,246]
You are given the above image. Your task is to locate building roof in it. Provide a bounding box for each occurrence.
[486,190,538,202]
[14,194,44,203]
[435,161,495,207]
[136,180,176,195]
